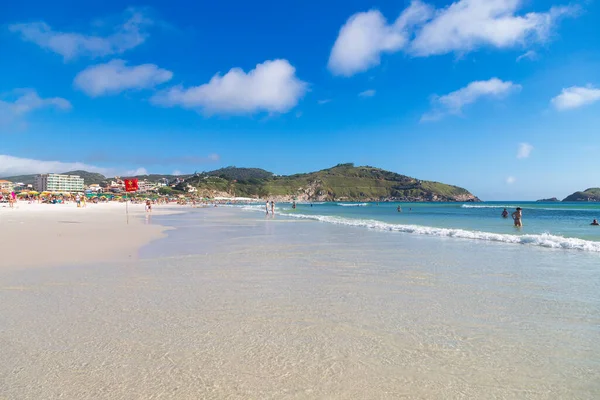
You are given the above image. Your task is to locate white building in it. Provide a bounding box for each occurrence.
[35,174,85,193]
[87,184,103,193]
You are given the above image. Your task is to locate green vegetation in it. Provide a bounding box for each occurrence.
[62,170,107,185]
[207,167,273,181]
[563,188,600,202]
[182,164,479,201]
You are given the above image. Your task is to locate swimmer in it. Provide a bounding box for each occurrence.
[592,219,599,226]
[397,205,402,213]
[512,207,523,227]
[501,208,509,218]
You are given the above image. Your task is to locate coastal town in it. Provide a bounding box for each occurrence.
[0,172,207,205]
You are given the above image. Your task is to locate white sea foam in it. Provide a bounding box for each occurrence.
[337,203,369,207]
[284,213,600,253]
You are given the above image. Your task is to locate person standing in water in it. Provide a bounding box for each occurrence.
[271,201,275,215]
[265,201,270,215]
[512,207,523,227]
[501,208,509,218]
[397,205,402,212]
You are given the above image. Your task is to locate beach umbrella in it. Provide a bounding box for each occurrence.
[28,191,39,195]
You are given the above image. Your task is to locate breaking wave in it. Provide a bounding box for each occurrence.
[284,213,600,253]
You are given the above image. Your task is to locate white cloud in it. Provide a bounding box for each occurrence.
[516,50,537,62]
[328,0,575,76]
[74,59,173,97]
[506,176,516,184]
[359,89,376,97]
[9,9,151,60]
[317,99,332,105]
[422,78,520,121]
[328,2,432,76]
[517,142,533,159]
[172,170,182,176]
[0,154,108,177]
[551,85,600,111]
[409,1,573,57]
[151,59,307,115]
[0,89,71,126]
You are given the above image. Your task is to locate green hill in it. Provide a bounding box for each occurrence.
[2,164,480,201]
[563,188,600,202]
[207,167,273,181]
[62,170,107,185]
[182,163,479,202]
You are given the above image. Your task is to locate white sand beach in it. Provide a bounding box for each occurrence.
[1,206,599,399]
[0,201,174,269]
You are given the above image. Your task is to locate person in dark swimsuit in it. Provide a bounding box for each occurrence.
[501,208,509,218]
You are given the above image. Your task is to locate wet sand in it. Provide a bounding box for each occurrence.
[1,208,599,399]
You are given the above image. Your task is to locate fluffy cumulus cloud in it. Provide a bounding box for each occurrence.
[328,2,432,76]
[151,59,307,115]
[517,142,533,159]
[74,59,173,97]
[551,85,600,111]
[9,9,152,60]
[328,0,575,76]
[0,89,71,126]
[422,78,520,121]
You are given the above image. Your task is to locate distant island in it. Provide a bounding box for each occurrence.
[1,164,480,202]
[537,197,559,202]
[563,188,600,202]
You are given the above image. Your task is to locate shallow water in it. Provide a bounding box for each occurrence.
[1,208,599,399]
[238,201,600,252]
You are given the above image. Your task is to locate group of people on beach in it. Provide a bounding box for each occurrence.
[0,192,16,208]
[265,200,275,215]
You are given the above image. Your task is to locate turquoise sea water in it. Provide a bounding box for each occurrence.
[238,201,600,252]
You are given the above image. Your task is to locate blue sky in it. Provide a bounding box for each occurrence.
[1,0,600,200]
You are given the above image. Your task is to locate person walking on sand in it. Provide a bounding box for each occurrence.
[75,194,81,208]
[512,207,523,227]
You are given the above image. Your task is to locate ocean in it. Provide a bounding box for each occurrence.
[238,201,600,252]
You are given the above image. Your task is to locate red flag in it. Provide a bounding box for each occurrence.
[124,178,138,192]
